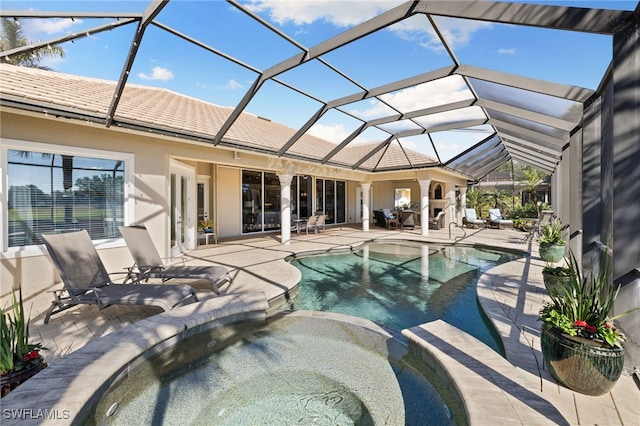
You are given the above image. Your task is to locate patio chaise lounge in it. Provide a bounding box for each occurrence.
[463,208,487,228]
[41,230,198,324]
[119,225,232,295]
[488,209,514,229]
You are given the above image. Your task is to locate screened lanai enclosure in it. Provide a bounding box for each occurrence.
[0,0,633,176]
[1,1,639,365]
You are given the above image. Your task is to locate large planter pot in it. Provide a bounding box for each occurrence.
[0,357,47,398]
[541,328,624,396]
[539,242,565,263]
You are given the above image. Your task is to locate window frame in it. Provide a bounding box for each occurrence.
[1,139,134,258]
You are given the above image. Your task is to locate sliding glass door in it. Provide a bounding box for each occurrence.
[242,170,280,233]
[241,172,346,233]
[315,178,346,225]
[293,175,314,219]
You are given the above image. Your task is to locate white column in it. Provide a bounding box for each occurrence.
[361,183,371,232]
[418,179,431,236]
[278,174,293,245]
[445,182,455,229]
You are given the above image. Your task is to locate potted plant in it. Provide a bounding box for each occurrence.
[199,219,214,233]
[1,289,47,398]
[538,252,636,396]
[538,217,567,263]
[541,262,574,295]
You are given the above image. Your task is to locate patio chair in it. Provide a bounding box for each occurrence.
[316,214,326,232]
[40,230,198,324]
[428,211,446,230]
[488,209,514,229]
[305,215,319,233]
[463,208,486,229]
[383,209,400,229]
[373,210,387,228]
[119,225,232,295]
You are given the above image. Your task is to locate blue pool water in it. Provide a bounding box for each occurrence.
[289,241,520,353]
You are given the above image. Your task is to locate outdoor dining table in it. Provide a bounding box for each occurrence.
[292,218,307,233]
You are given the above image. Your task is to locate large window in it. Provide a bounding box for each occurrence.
[241,170,280,233]
[3,141,131,249]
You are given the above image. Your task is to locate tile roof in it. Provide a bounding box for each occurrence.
[0,64,438,172]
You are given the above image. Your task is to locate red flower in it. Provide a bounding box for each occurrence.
[604,323,611,329]
[29,350,39,360]
[574,320,596,334]
[23,354,30,362]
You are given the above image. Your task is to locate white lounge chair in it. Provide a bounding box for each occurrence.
[463,208,487,228]
[488,209,514,229]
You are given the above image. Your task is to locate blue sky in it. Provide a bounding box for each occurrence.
[3,0,638,162]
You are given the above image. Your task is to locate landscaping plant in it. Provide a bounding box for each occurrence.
[1,289,45,374]
[539,252,636,348]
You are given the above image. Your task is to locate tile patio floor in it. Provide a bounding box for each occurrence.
[4,224,639,424]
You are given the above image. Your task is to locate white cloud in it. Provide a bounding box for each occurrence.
[245,1,493,52]
[498,47,517,55]
[348,98,396,120]
[21,17,80,36]
[197,79,245,91]
[225,79,243,90]
[137,66,174,81]
[427,17,493,51]
[245,0,403,27]
[379,75,473,112]
[307,123,349,143]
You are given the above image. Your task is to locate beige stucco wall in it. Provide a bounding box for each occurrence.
[1,108,469,300]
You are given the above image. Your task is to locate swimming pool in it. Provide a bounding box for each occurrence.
[288,241,520,353]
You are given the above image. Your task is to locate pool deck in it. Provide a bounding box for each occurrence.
[4,225,639,424]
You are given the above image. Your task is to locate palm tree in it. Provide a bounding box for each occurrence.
[0,18,65,68]
[520,165,548,217]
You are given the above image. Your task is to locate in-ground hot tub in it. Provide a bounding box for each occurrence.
[1,294,468,425]
[88,311,460,425]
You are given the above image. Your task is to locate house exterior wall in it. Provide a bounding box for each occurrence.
[1,109,469,301]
